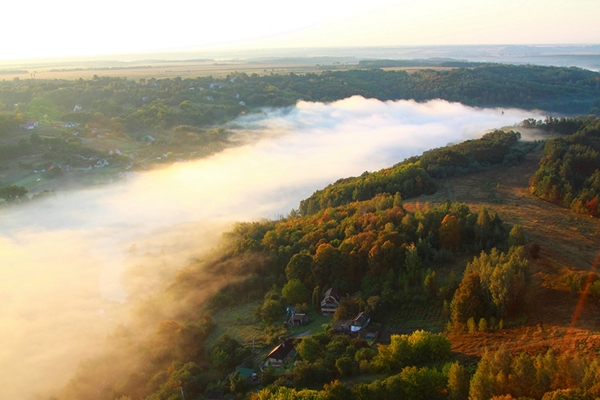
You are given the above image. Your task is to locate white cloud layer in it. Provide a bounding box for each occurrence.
[0,96,542,398]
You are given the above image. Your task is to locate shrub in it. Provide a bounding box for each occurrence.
[467,317,477,333]
[478,318,488,332]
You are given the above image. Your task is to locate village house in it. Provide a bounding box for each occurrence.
[266,340,294,367]
[332,311,371,335]
[285,306,309,326]
[350,312,371,333]
[320,287,342,316]
[20,120,38,130]
[142,135,155,143]
[287,311,310,326]
[94,159,109,168]
[332,319,351,333]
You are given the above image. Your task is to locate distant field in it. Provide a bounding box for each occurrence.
[0,59,463,81]
[1,60,355,80]
[381,66,456,74]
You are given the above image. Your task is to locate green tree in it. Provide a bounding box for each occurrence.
[296,336,323,363]
[324,380,354,400]
[371,333,419,373]
[282,279,309,305]
[312,285,321,311]
[423,270,438,298]
[447,362,469,400]
[0,185,28,202]
[508,224,526,248]
[229,371,250,395]
[511,352,536,398]
[333,297,358,322]
[312,243,340,287]
[260,299,284,324]
[335,356,356,376]
[405,243,422,284]
[487,247,529,317]
[261,365,277,385]
[286,253,314,285]
[475,207,492,250]
[397,366,447,400]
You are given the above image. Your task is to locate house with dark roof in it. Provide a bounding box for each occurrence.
[20,120,37,130]
[332,312,371,335]
[320,287,342,316]
[266,340,294,367]
[291,313,310,326]
[332,319,351,333]
[350,312,371,333]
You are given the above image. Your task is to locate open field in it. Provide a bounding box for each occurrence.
[381,66,456,74]
[405,147,600,359]
[1,60,351,80]
[207,301,330,350]
[0,59,463,81]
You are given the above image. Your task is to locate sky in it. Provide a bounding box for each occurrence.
[1,0,598,61]
[0,97,543,398]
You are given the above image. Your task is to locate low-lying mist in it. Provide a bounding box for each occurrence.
[0,96,542,399]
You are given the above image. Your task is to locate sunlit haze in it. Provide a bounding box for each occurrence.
[0,0,598,396]
[1,0,598,61]
[0,97,542,398]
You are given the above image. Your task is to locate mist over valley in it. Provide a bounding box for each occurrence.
[0,97,542,398]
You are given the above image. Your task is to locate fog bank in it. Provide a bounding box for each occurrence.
[0,96,542,398]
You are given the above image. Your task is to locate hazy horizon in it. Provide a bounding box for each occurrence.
[1,1,599,397]
[1,0,598,62]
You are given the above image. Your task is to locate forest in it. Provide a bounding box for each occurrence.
[299,130,526,215]
[2,63,600,399]
[48,118,600,400]
[530,117,600,216]
[1,62,599,194]
[1,63,599,138]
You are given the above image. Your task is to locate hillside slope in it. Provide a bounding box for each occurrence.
[411,148,600,358]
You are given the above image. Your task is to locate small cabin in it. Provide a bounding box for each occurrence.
[267,340,294,367]
[320,287,342,316]
[350,312,371,333]
[332,319,351,333]
[291,313,310,326]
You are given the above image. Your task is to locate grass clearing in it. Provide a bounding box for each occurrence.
[207,302,333,351]
[406,147,600,359]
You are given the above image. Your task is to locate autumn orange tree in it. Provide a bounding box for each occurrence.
[439,214,461,250]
